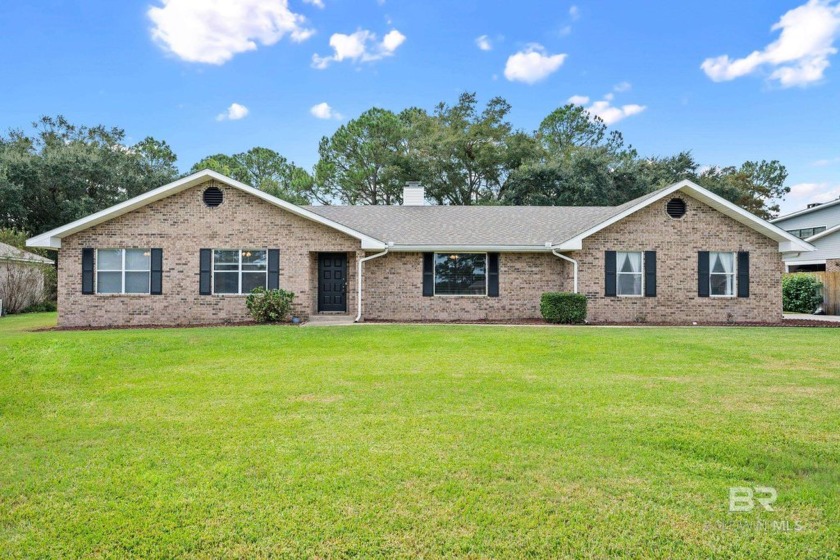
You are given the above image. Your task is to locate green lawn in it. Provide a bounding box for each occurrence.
[1,314,837,559]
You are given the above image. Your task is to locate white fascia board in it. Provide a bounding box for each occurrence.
[26,169,387,250]
[771,198,840,223]
[552,180,815,254]
[783,258,826,266]
[388,245,553,253]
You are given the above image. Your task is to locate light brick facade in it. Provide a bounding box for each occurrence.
[362,252,571,322]
[573,193,783,323]
[56,184,785,327]
[58,181,362,327]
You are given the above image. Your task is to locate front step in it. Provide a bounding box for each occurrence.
[304,314,356,327]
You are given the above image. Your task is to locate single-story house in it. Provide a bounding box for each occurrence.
[26,170,813,328]
[770,198,840,272]
[0,241,54,314]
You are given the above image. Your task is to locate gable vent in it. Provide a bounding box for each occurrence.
[203,186,224,207]
[666,198,686,219]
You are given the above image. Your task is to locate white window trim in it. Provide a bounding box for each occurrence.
[211,249,268,296]
[95,248,151,295]
[709,251,737,298]
[432,252,489,297]
[616,251,644,298]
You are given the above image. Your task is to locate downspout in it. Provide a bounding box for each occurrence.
[549,245,578,294]
[355,244,391,322]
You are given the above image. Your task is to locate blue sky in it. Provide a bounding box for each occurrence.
[2,0,840,213]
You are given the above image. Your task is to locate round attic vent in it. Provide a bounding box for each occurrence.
[666,197,686,219]
[203,186,224,207]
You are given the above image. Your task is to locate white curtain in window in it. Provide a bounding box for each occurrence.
[710,252,735,296]
[617,252,643,296]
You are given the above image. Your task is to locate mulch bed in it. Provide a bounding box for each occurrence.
[31,318,840,332]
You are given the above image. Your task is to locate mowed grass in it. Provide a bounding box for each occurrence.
[0,314,838,559]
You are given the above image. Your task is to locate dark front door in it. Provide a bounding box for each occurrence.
[318,253,347,312]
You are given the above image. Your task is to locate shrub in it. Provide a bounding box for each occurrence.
[21,300,57,313]
[540,292,587,324]
[782,274,823,313]
[245,287,296,323]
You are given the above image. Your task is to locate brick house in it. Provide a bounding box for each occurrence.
[27,170,813,327]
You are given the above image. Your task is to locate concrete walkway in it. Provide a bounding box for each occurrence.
[302,315,356,327]
[783,313,840,323]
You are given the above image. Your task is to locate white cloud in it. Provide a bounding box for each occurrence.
[504,44,567,84]
[613,81,632,92]
[812,156,840,166]
[148,0,314,65]
[701,0,840,87]
[568,93,646,125]
[303,0,324,8]
[216,103,249,121]
[310,102,342,119]
[567,95,590,105]
[475,35,492,51]
[569,5,580,20]
[312,28,405,68]
[789,182,840,202]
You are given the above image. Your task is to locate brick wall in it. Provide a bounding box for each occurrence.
[362,252,571,321]
[58,181,361,327]
[57,184,785,327]
[572,193,783,323]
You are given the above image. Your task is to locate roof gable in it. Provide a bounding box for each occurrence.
[26,170,387,250]
[551,180,814,254]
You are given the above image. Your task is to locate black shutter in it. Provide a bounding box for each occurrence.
[150,248,163,295]
[644,251,656,297]
[698,251,710,298]
[422,253,434,297]
[604,251,617,297]
[267,249,280,290]
[737,251,750,298]
[82,248,94,295]
[199,249,212,295]
[487,253,499,297]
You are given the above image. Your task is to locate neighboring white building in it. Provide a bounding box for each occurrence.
[0,242,54,314]
[772,199,840,272]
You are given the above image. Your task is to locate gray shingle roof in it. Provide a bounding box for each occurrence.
[303,187,668,247]
[0,242,54,264]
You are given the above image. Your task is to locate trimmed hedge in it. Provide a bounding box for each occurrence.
[540,292,587,324]
[782,274,823,313]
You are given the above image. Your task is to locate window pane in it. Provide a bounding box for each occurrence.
[242,272,266,293]
[214,271,239,294]
[710,273,734,296]
[97,249,122,270]
[97,271,122,294]
[125,249,151,271]
[815,226,826,235]
[710,252,733,274]
[617,252,642,273]
[617,273,642,295]
[125,271,150,294]
[214,250,239,271]
[434,253,486,295]
[242,250,267,271]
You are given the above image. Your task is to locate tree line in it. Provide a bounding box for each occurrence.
[0,94,790,240]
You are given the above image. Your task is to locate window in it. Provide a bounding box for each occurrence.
[96,249,151,294]
[616,252,643,296]
[786,226,826,239]
[212,249,267,294]
[434,253,486,296]
[709,252,736,296]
